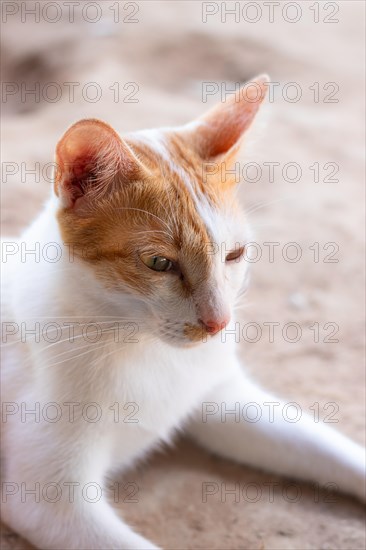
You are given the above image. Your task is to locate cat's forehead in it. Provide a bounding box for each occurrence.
[128,127,209,195]
[125,128,237,242]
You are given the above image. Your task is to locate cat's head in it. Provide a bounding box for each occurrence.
[54,75,268,346]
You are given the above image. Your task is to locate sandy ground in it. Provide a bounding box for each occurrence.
[1,1,365,548]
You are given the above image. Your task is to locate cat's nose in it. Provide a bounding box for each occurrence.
[199,316,230,335]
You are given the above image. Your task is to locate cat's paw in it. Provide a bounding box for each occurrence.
[129,540,161,550]
[121,533,161,550]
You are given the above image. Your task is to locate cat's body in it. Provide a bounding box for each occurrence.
[1,76,365,549]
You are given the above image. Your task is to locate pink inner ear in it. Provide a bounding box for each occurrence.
[202,102,262,159]
[55,118,146,209]
[66,156,96,202]
[54,119,140,209]
[207,113,248,157]
[73,159,92,180]
[57,146,100,207]
[195,76,268,159]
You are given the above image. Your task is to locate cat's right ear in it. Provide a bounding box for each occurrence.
[54,119,144,212]
[183,74,268,162]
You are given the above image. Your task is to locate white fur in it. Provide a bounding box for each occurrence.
[1,164,365,550]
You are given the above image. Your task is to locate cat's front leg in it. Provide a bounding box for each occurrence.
[186,368,365,502]
[3,496,159,550]
[2,423,160,549]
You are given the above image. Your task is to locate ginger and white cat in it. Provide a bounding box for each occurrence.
[1,75,365,549]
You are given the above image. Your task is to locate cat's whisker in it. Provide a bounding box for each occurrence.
[33,337,114,364]
[155,195,175,232]
[1,327,120,357]
[1,321,145,348]
[41,340,113,370]
[233,300,256,311]
[163,185,180,235]
[244,196,293,217]
[87,341,126,368]
[116,207,173,236]
[134,229,170,236]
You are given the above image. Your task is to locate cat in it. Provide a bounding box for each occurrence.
[1,74,365,550]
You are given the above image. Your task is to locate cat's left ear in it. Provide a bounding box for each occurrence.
[183,74,268,165]
[54,118,144,212]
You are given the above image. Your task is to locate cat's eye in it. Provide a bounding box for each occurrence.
[225,246,245,263]
[141,254,174,272]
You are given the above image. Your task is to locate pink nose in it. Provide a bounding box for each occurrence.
[199,317,230,335]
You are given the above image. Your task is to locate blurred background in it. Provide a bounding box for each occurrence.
[1,1,365,548]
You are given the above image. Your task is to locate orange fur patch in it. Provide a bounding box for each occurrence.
[57,132,221,298]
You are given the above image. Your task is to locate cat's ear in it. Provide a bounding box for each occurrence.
[186,74,268,160]
[54,119,143,211]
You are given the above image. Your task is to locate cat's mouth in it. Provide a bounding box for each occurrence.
[156,321,217,347]
[183,323,208,343]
